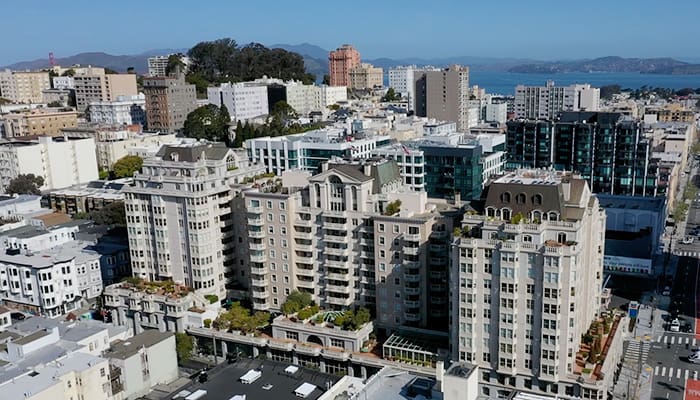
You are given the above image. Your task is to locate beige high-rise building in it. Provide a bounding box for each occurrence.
[349,63,383,90]
[242,159,460,331]
[143,73,198,132]
[74,71,138,112]
[0,69,50,103]
[1,108,79,137]
[452,169,609,399]
[124,140,265,299]
[414,65,471,131]
[329,44,361,87]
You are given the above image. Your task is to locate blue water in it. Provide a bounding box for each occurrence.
[468,71,700,96]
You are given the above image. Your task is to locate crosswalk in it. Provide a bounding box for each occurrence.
[654,365,699,380]
[674,250,700,257]
[625,340,650,362]
[657,335,697,346]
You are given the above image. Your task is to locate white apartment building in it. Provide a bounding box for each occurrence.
[245,128,392,175]
[485,102,508,124]
[123,140,266,298]
[317,85,348,108]
[94,131,177,170]
[514,81,601,120]
[52,76,75,89]
[0,223,79,252]
[147,55,191,77]
[284,81,318,116]
[207,82,269,122]
[0,239,103,317]
[243,159,459,332]
[0,70,51,104]
[371,144,426,191]
[452,170,607,399]
[388,66,440,110]
[88,94,147,126]
[0,136,98,193]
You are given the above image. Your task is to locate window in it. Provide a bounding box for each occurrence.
[393,225,400,233]
[378,223,385,232]
[379,236,385,245]
[279,202,285,210]
[266,201,273,209]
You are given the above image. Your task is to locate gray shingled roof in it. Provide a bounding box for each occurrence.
[156,142,231,162]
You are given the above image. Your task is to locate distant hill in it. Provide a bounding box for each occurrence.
[2,51,178,74]
[508,56,700,75]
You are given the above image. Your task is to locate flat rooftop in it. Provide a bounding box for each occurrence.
[169,358,340,400]
[104,330,172,360]
[596,194,666,212]
[354,367,440,400]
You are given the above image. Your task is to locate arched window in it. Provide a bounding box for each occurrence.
[516,193,526,204]
[502,208,511,221]
[501,192,511,203]
[549,212,558,221]
[486,207,496,217]
[532,194,543,206]
[523,235,532,243]
[557,232,567,243]
[532,210,542,222]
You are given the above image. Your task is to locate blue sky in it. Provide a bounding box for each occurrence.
[2,0,699,65]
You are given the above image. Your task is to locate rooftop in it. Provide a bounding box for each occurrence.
[351,367,439,400]
[155,140,231,163]
[104,330,173,360]
[168,358,340,400]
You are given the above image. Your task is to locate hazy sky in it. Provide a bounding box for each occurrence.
[2,0,699,65]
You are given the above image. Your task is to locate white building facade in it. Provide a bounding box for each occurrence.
[207,83,269,122]
[88,94,147,127]
[0,136,99,193]
[515,82,601,120]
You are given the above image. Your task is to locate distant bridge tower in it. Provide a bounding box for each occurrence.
[48,52,56,67]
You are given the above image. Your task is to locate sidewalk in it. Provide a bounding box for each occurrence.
[612,303,656,400]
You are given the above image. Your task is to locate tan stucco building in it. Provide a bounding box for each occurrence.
[74,71,138,112]
[349,63,383,90]
[2,109,79,137]
[0,70,51,103]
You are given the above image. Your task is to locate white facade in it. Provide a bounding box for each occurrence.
[147,55,191,77]
[515,82,601,119]
[0,224,79,252]
[485,102,507,123]
[95,132,178,170]
[0,194,42,219]
[88,94,146,126]
[317,85,348,108]
[0,240,103,317]
[52,76,75,89]
[207,83,269,122]
[452,170,606,398]
[388,66,440,110]
[371,144,426,191]
[124,140,266,298]
[245,128,391,175]
[0,136,99,193]
[284,81,318,116]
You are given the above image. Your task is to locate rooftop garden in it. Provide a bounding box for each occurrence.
[210,301,270,335]
[281,291,372,331]
[119,277,193,297]
[384,200,402,216]
[574,312,621,381]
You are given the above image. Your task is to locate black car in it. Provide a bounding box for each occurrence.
[10,312,26,320]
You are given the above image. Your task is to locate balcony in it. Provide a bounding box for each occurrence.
[294,219,314,227]
[430,284,447,291]
[327,272,349,280]
[430,297,447,305]
[252,291,269,299]
[294,230,313,240]
[297,280,315,289]
[404,299,421,308]
[296,256,314,264]
[326,296,352,306]
[431,231,448,240]
[404,312,420,321]
[295,244,314,252]
[326,284,351,294]
[405,286,420,295]
[296,268,315,277]
[247,205,263,214]
[250,253,267,263]
[248,218,264,226]
[403,272,421,283]
[325,247,349,256]
[404,233,421,242]
[323,209,347,218]
[248,230,264,239]
[429,244,447,252]
[403,246,420,256]
[251,277,269,286]
[430,271,447,279]
[324,222,347,230]
[250,265,267,275]
[249,242,265,251]
[403,260,420,269]
[325,235,349,244]
[325,259,349,269]
[430,257,447,265]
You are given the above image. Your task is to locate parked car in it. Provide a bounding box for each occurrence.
[10,312,26,320]
[689,351,700,363]
[682,237,695,244]
[671,318,681,332]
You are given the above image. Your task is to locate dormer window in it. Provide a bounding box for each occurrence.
[501,192,511,203]
[549,212,558,221]
[532,194,543,206]
[502,208,511,221]
[516,193,526,204]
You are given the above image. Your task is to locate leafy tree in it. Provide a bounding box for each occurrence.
[213,302,269,333]
[185,72,210,98]
[99,169,110,180]
[175,332,194,363]
[183,104,231,142]
[271,101,298,121]
[6,174,44,195]
[104,67,119,74]
[384,200,402,216]
[322,74,330,85]
[382,87,399,102]
[126,67,135,74]
[281,290,313,315]
[112,155,143,178]
[89,202,126,226]
[61,69,75,77]
[166,54,186,75]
